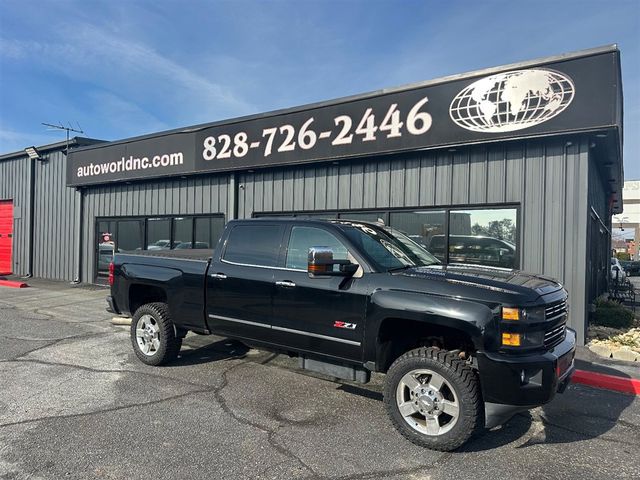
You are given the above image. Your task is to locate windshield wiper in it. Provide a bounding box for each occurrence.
[387,265,415,272]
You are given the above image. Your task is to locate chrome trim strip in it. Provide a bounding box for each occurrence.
[220,257,306,272]
[208,314,361,346]
[271,325,361,346]
[208,314,269,329]
[545,313,567,322]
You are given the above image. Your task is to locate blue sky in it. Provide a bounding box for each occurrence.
[1,0,639,178]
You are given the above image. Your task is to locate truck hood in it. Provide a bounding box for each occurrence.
[393,264,562,299]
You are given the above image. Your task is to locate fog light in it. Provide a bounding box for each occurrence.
[502,307,520,321]
[502,332,521,346]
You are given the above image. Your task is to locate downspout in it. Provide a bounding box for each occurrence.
[24,157,36,277]
[72,186,83,283]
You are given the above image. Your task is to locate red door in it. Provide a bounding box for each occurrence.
[0,200,13,275]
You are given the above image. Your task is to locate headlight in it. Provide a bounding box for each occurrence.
[501,306,545,323]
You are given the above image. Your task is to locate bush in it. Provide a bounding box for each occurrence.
[592,299,635,329]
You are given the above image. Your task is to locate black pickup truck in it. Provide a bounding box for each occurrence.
[107,218,575,451]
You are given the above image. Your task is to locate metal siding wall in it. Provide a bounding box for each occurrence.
[28,152,77,281]
[238,138,591,343]
[0,156,31,276]
[81,174,231,282]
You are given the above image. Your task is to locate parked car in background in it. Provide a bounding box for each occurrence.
[428,235,517,269]
[610,257,627,283]
[147,240,171,250]
[620,260,640,277]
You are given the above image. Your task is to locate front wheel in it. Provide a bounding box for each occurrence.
[383,347,482,451]
[130,302,182,366]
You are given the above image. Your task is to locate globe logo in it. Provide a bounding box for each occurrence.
[449,68,575,133]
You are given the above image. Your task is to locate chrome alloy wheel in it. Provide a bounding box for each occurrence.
[135,314,161,356]
[395,369,460,436]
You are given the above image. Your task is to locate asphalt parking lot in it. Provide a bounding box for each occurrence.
[0,281,639,480]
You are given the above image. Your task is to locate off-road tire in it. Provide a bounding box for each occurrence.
[383,347,482,451]
[130,302,182,366]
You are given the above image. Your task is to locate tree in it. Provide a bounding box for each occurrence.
[471,219,516,243]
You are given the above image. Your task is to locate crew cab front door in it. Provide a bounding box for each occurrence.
[271,225,368,361]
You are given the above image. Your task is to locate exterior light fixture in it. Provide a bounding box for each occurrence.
[25,146,42,160]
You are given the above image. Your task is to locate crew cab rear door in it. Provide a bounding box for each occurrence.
[205,222,285,341]
[270,224,368,361]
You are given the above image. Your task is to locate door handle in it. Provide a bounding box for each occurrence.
[275,280,296,288]
[210,273,227,279]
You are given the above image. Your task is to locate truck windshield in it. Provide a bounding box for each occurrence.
[336,221,440,272]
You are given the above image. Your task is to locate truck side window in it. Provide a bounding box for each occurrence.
[286,226,349,270]
[223,225,282,267]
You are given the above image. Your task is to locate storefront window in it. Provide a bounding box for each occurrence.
[340,212,384,223]
[94,214,225,282]
[389,211,446,260]
[195,217,226,249]
[172,217,193,249]
[256,207,519,268]
[147,218,171,250]
[448,208,518,268]
[116,220,143,253]
[96,220,116,277]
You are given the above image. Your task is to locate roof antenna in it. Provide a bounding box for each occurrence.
[42,122,84,156]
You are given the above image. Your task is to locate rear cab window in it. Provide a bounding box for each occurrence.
[222,224,284,267]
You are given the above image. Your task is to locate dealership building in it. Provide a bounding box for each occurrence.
[0,45,624,344]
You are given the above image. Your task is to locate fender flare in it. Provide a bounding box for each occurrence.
[364,289,496,366]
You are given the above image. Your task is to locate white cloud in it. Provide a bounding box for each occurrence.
[0,23,256,123]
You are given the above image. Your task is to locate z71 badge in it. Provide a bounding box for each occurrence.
[334,321,357,330]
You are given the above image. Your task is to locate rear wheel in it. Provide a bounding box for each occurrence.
[130,302,182,366]
[384,347,481,451]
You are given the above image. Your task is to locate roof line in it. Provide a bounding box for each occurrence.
[0,137,105,161]
[70,44,619,154]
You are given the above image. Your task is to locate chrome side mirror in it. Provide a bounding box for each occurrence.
[308,246,358,278]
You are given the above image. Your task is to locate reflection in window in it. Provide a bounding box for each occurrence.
[97,220,116,276]
[172,217,193,249]
[195,217,226,250]
[117,220,144,252]
[389,211,446,261]
[448,208,517,268]
[224,225,282,267]
[147,218,171,250]
[286,226,349,270]
[339,212,384,223]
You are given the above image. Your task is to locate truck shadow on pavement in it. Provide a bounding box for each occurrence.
[339,366,636,452]
[169,338,251,366]
[166,337,637,452]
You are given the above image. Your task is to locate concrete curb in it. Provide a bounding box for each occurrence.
[0,279,29,288]
[572,369,640,395]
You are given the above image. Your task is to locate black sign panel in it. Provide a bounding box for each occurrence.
[67,49,621,186]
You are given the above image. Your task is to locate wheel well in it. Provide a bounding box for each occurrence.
[128,284,167,315]
[376,317,476,373]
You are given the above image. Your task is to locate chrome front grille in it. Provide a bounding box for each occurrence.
[545,299,568,321]
[544,298,568,348]
[544,323,566,348]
